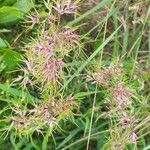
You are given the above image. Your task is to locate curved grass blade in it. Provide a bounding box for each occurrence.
[62,25,122,89]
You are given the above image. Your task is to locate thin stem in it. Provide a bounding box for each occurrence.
[62,130,109,150]
[86,85,97,150]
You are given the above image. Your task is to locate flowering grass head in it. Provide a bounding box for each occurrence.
[112,82,133,110]
[87,62,139,148]
[10,95,75,135]
[87,63,123,87]
[53,0,79,15]
[24,24,79,88]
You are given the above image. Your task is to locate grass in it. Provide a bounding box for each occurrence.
[0,0,150,149]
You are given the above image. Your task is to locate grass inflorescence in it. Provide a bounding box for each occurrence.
[0,0,149,149]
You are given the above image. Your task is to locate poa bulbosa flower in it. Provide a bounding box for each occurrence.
[26,11,40,28]
[87,63,123,86]
[119,113,136,129]
[87,68,111,86]
[13,3,80,136]
[130,132,138,143]
[53,0,78,15]
[42,58,64,83]
[112,82,133,110]
[11,96,75,134]
[24,24,79,86]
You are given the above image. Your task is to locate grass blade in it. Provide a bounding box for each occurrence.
[63,25,122,89]
[68,0,112,26]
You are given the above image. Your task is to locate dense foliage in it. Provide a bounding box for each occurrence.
[0,0,150,149]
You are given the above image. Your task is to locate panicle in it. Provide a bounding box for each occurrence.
[53,0,78,15]
[26,11,40,28]
[42,58,64,83]
[112,82,133,110]
[24,25,79,86]
[87,63,122,86]
[11,96,75,134]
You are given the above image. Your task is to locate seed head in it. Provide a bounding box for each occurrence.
[34,41,53,58]
[87,63,123,86]
[119,113,136,129]
[26,11,40,28]
[130,132,137,143]
[62,26,78,44]
[112,82,132,110]
[87,68,111,86]
[53,0,78,15]
[42,58,64,83]
[11,96,74,134]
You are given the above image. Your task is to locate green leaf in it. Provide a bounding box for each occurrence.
[0,0,17,6]
[0,6,24,24]
[0,0,35,24]
[143,145,150,150]
[0,83,37,101]
[0,37,7,48]
[0,83,23,97]
[56,128,81,149]
[0,48,22,70]
[74,91,102,99]
[13,0,35,13]
[42,129,52,150]
[0,29,11,33]
[68,0,112,26]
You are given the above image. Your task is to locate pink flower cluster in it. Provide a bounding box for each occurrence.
[87,63,138,143]
[42,58,64,83]
[25,26,78,85]
[11,96,74,133]
[87,64,122,86]
[53,0,78,15]
[112,82,132,110]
